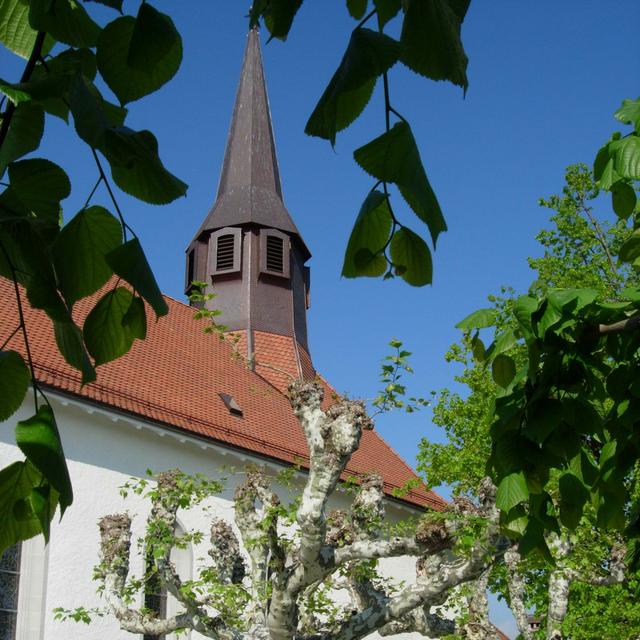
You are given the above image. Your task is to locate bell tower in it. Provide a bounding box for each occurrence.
[186,29,314,390]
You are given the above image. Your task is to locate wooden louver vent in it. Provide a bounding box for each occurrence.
[266,234,284,273]
[216,234,236,271]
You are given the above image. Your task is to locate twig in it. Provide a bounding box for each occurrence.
[0,31,46,150]
[90,148,134,240]
[0,239,39,408]
[0,324,21,351]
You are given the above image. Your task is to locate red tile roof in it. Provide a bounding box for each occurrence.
[0,277,445,510]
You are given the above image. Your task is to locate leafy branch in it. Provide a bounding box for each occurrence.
[0,0,186,555]
[251,0,469,286]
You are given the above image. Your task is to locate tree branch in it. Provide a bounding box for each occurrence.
[504,546,533,640]
[0,31,46,150]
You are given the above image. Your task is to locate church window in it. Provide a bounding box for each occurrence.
[143,560,166,640]
[185,248,196,291]
[143,523,192,640]
[260,229,289,278]
[216,235,236,271]
[210,228,241,277]
[0,544,21,640]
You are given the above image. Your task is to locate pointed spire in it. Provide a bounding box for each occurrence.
[217,28,283,199]
[194,29,309,257]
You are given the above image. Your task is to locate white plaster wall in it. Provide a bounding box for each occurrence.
[0,392,426,640]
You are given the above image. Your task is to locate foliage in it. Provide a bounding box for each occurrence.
[250,0,469,286]
[0,0,284,560]
[0,0,187,554]
[372,338,430,414]
[476,108,640,563]
[420,162,640,636]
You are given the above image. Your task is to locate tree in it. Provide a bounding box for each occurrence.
[57,379,509,640]
[419,164,640,639]
[468,102,640,566]
[0,0,471,556]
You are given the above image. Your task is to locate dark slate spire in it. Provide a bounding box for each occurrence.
[185,29,313,380]
[217,27,282,200]
[194,29,309,258]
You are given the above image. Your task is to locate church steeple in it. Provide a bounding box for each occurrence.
[186,29,313,388]
[217,27,283,201]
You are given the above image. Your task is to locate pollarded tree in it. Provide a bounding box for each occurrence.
[59,379,510,640]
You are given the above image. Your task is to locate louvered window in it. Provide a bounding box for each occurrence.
[260,229,289,278]
[210,227,241,277]
[266,235,284,273]
[216,234,236,271]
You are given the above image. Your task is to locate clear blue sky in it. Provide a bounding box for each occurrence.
[3,2,638,635]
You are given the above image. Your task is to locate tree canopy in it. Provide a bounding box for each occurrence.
[420,164,640,638]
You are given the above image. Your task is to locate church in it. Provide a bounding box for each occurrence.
[0,30,446,640]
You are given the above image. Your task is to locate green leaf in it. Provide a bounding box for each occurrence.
[0,0,54,58]
[306,29,400,144]
[354,122,446,245]
[562,398,602,436]
[103,127,187,204]
[501,504,528,537]
[611,180,637,219]
[492,354,516,388]
[27,48,97,121]
[122,295,147,340]
[455,307,497,331]
[0,350,30,421]
[97,13,181,105]
[84,0,123,10]
[597,491,626,530]
[15,405,72,512]
[68,73,108,147]
[105,238,168,318]
[29,0,100,48]
[613,135,640,180]
[250,0,304,40]
[389,226,432,286]
[485,329,517,361]
[0,102,44,175]
[496,472,529,512]
[1,67,72,107]
[471,333,485,361]
[621,285,640,303]
[619,230,640,263]
[53,319,96,383]
[347,0,368,19]
[8,158,70,220]
[373,0,401,27]
[342,190,392,278]
[26,274,70,322]
[526,398,563,444]
[0,218,53,286]
[558,472,588,530]
[614,97,640,133]
[400,0,469,92]
[0,77,31,103]
[52,205,122,305]
[0,460,57,556]
[84,286,138,364]
[30,484,54,541]
[128,3,180,73]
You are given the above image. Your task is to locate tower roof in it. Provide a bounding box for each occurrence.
[195,29,310,258]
